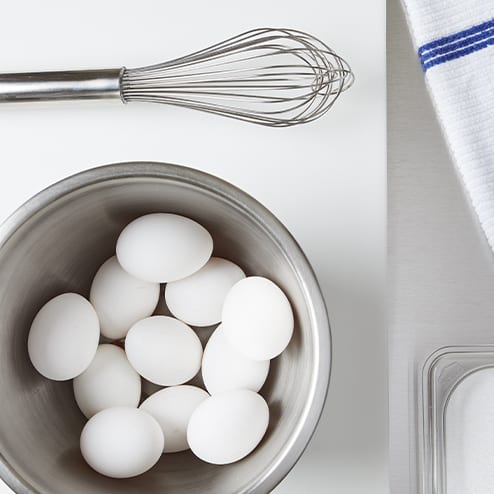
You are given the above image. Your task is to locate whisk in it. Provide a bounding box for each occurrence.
[0,28,353,127]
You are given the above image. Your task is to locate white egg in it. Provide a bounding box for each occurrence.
[165,257,245,327]
[27,293,100,381]
[125,316,203,386]
[80,407,164,478]
[116,213,213,283]
[202,325,269,395]
[140,385,209,453]
[73,344,141,419]
[89,256,160,340]
[222,277,294,361]
[187,389,269,465]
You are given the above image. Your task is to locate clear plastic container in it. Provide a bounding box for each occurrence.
[420,346,494,493]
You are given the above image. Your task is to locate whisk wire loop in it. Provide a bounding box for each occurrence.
[122,28,353,126]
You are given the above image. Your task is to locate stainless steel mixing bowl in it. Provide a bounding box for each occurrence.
[0,162,330,494]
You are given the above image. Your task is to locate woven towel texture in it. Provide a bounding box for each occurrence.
[402,0,494,250]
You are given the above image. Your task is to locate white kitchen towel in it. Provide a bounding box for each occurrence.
[402,1,494,250]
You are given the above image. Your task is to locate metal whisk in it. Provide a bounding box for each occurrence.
[0,28,353,127]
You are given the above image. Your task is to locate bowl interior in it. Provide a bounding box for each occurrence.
[0,167,319,494]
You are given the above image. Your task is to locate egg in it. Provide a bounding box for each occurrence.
[125,316,203,385]
[202,325,269,395]
[73,344,141,419]
[187,389,269,465]
[116,213,213,283]
[222,277,294,360]
[89,256,160,340]
[165,257,245,327]
[27,293,100,381]
[80,407,164,478]
[140,385,209,453]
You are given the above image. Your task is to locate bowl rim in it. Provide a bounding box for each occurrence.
[0,162,331,494]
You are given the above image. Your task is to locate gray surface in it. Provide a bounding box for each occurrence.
[388,0,494,492]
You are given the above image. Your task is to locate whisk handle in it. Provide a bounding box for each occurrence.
[0,68,123,102]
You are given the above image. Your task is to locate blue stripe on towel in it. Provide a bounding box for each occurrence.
[418,18,494,72]
[421,27,494,61]
[418,18,494,55]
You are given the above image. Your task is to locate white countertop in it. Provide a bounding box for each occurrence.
[0,1,385,492]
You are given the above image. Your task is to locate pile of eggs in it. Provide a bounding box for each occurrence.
[27,213,294,479]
